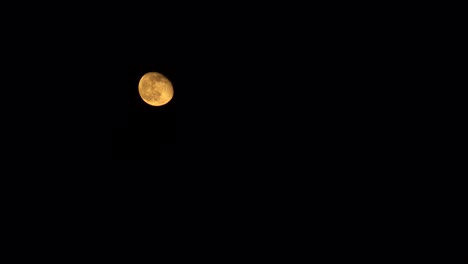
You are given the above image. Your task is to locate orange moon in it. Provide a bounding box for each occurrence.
[138,72,174,106]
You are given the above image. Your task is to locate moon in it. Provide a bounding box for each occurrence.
[138,72,174,106]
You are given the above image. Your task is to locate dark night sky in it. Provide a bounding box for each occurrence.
[3,5,457,261]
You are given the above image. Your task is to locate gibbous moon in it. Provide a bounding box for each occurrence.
[138,72,174,106]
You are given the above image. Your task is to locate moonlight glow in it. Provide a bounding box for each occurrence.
[138,72,174,106]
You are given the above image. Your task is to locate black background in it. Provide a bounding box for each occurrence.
[2,4,462,261]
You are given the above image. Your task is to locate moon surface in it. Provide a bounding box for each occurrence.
[138,72,174,106]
